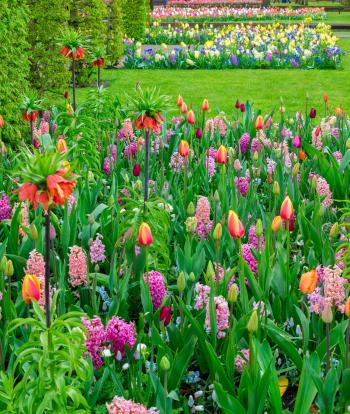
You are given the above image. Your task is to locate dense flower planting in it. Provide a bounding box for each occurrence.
[151,6,326,22]
[124,23,343,69]
[168,0,262,4]
[0,86,350,412]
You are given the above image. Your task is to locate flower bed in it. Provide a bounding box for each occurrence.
[124,23,343,69]
[151,6,326,22]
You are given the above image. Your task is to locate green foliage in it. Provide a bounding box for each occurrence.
[70,0,108,85]
[29,0,71,95]
[122,0,148,41]
[105,0,124,65]
[0,0,30,145]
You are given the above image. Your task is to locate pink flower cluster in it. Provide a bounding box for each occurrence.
[82,315,136,368]
[235,348,249,373]
[194,196,213,240]
[242,244,257,273]
[309,173,333,208]
[106,396,158,414]
[143,271,166,309]
[68,246,87,287]
[205,295,229,339]
[90,233,106,264]
[234,172,250,196]
[194,282,210,310]
[205,117,227,140]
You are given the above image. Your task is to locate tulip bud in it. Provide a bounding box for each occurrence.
[273,181,280,195]
[345,296,350,318]
[228,283,239,303]
[22,274,40,304]
[280,196,294,221]
[299,270,317,294]
[179,140,189,157]
[321,303,333,324]
[0,256,7,273]
[213,223,222,241]
[160,355,171,371]
[177,271,186,292]
[275,148,281,159]
[319,205,325,218]
[94,264,99,273]
[240,103,245,113]
[216,145,227,165]
[255,115,264,130]
[292,163,300,176]
[6,260,14,277]
[88,171,94,182]
[88,214,95,225]
[189,272,196,282]
[181,102,187,114]
[206,261,215,282]
[187,110,196,125]
[108,195,114,208]
[228,210,245,239]
[309,107,316,119]
[138,223,153,246]
[135,179,143,192]
[330,222,338,238]
[187,202,195,216]
[346,139,350,150]
[201,99,209,111]
[214,190,220,203]
[253,151,259,161]
[271,216,282,233]
[195,127,203,139]
[255,219,263,238]
[124,174,129,185]
[235,99,240,109]
[311,176,317,192]
[133,163,141,177]
[247,310,258,334]
[177,95,183,107]
[30,224,38,241]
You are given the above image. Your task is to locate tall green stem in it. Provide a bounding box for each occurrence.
[45,210,51,328]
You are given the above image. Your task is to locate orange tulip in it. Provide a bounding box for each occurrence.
[271,216,282,232]
[228,210,245,239]
[177,95,183,107]
[323,95,328,104]
[280,196,294,221]
[299,270,318,294]
[181,102,187,114]
[138,222,153,246]
[255,115,264,130]
[216,145,227,164]
[0,115,4,128]
[201,99,209,111]
[179,140,189,157]
[299,150,306,161]
[57,138,67,154]
[22,274,40,303]
[187,110,196,125]
[345,296,350,317]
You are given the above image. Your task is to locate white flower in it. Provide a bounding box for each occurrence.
[102,349,112,358]
[122,363,130,370]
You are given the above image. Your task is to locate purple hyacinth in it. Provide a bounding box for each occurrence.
[0,193,11,221]
[90,233,106,264]
[239,133,250,155]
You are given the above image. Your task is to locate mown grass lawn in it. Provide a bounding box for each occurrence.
[77,38,350,116]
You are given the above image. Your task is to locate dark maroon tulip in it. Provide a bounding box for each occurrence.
[240,103,245,113]
[64,91,69,100]
[159,306,171,326]
[235,99,241,109]
[133,163,141,177]
[309,107,316,119]
[195,127,203,139]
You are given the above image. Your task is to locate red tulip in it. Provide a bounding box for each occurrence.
[235,99,241,109]
[195,127,203,139]
[159,306,172,326]
[133,163,141,176]
[177,95,183,107]
[240,103,245,113]
[22,274,40,304]
[255,115,264,130]
[299,150,306,161]
[280,196,294,221]
[201,99,209,111]
[138,222,153,246]
[216,145,227,165]
[187,110,195,125]
[63,91,69,100]
[309,108,316,119]
[324,95,328,104]
[228,210,245,239]
[179,140,189,157]
[181,102,187,114]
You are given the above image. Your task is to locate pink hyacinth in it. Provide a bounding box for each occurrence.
[310,174,333,208]
[234,159,242,171]
[266,158,277,175]
[193,219,213,241]
[170,152,185,172]
[68,194,75,214]
[122,119,135,139]
[333,151,342,164]
[106,396,158,414]
[248,225,265,250]
[39,120,50,135]
[242,244,257,273]
[25,249,50,309]
[106,316,136,357]
[312,127,323,150]
[82,316,107,368]
[194,282,210,310]
[207,147,218,159]
[0,193,11,221]
[323,265,346,313]
[68,246,87,287]
[205,295,229,339]
[234,176,250,196]
[251,138,263,153]
[235,349,250,373]
[205,156,216,181]
[205,117,227,139]
[239,132,250,155]
[90,233,106,264]
[143,271,166,309]
[195,196,211,226]
[307,287,325,315]
[124,142,137,159]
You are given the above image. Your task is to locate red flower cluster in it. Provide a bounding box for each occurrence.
[22,111,39,122]
[60,46,85,60]
[16,171,77,210]
[93,58,105,67]
[135,113,164,131]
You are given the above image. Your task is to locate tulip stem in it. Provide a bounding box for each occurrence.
[221,165,226,212]
[45,210,51,328]
[326,322,330,374]
[286,219,290,296]
[346,319,350,369]
[72,59,76,112]
[144,129,150,210]
[183,158,187,206]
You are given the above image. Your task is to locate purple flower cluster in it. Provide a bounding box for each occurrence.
[143,271,166,309]
[0,193,11,221]
[239,132,250,155]
[90,233,106,264]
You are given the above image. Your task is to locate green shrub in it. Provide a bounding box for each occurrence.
[29,0,72,95]
[0,0,30,146]
[70,0,108,85]
[106,0,124,65]
[122,0,148,41]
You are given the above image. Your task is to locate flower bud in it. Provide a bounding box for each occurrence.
[189,272,196,282]
[253,151,259,161]
[108,195,114,208]
[94,264,99,273]
[206,260,215,282]
[228,283,239,303]
[311,176,317,192]
[30,224,38,241]
[177,271,186,292]
[255,219,263,238]
[0,256,7,273]
[345,296,350,318]
[124,174,129,185]
[6,260,14,277]
[271,216,282,232]
[135,179,143,192]
[213,223,222,241]
[214,190,220,203]
[321,303,333,324]
[275,148,281,159]
[247,310,258,334]
[330,222,338,238]
[273,181,280,195]
[88,171,94,182]
[346,138,350,150]
[292,163,300,176]
[187,202,195,216]
[319,205,325,218]
[160,355,171,371]
[88,214,95,225]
